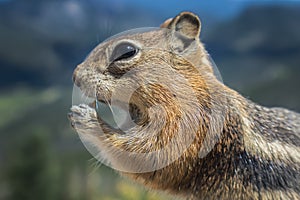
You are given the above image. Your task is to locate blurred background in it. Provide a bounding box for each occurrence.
[0,0,299,199]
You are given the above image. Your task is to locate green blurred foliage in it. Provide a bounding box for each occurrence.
[0,88,172,200]
[5,132,59,200]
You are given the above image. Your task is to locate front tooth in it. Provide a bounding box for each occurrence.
[95,99,101,111]
[84,96,94,104]
[95,100,129,130]
[95,99,118,129]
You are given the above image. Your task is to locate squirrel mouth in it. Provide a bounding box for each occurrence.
[72,85,127,130]
[94,99,130,130]
[96,99,145,132]
[72,85,143,131]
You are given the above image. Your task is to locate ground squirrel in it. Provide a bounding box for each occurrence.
[69,12,300,200]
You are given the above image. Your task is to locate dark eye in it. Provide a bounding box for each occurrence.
[110,42,138,62]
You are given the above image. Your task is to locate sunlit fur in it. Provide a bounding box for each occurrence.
[70,12,300,200]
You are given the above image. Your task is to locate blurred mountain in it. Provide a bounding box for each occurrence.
[203,5,300,110]
[0,1,299,111]
[0,0,160,88]
[205,6,300,83]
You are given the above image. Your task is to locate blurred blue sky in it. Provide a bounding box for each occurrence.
[96,0,300,19]
[1,0,299,20]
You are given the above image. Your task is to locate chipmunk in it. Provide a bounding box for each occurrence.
[69,12,300,200]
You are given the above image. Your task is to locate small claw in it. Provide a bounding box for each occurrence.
[70,121,75,128]
[68,112,73,119]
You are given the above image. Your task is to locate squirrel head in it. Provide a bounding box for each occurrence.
[73,11,215,101]
[72,12,225,179]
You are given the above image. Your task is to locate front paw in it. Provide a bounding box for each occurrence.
[68,104,100,134]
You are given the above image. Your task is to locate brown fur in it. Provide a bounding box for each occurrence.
[69,12,300,199]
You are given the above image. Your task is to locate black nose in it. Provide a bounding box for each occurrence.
[72,68,81,87]
[72,72,76,83]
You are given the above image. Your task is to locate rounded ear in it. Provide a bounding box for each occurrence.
[168,12,201,39]
[160,18,173,28]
